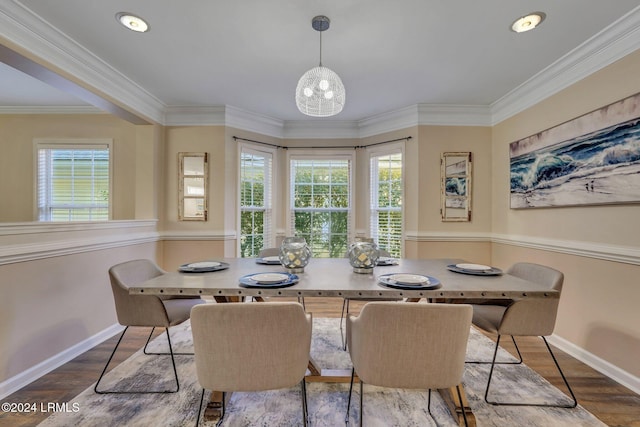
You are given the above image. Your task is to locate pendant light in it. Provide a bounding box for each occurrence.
[295,16,346,117]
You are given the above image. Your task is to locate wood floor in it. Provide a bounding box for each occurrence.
[1,298,638,427]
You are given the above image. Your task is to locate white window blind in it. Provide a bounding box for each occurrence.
[370,152,403,257]
[290,157,351,258]
[240,148,273,257]
[37,142,110,221]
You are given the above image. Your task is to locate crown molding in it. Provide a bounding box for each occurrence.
[224,105,284,138]
[417,104,492,127]
[357,105,420,138]
[3,3,639,134]
[0,105,104,114]
[491,6,640,125]
[283,120,360,139]
[0,1,165,123]
[164,105,226,126]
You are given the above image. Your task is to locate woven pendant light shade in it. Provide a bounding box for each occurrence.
[296,66,345,117]
[295,15,345,117]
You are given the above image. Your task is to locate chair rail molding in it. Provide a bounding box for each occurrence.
[0,220,159,265]
[404,231,640,266]
[491,233,640,266]
[160,230,237,241]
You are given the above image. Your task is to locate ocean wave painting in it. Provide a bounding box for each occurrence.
[510,93,640,208]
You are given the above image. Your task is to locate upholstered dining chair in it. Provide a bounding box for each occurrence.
[257,247,280,258]
[95,259,205,394]
[470,262,577,408]
[191,302,312,426]
[257,247,306,309]
[339,247,400,350]
[346,302,472,427]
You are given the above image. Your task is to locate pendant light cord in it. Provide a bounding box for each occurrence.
[319,31,323,66]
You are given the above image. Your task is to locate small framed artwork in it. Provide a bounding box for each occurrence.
[441,152,472,221]
[178,152,208,220]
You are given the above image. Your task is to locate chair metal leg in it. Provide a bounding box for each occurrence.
[95,326,179,394]
[195,388,206,427]
[466,335,523,365]
[340,299,350,350]
[359,380,364,427]
[301,379,308,427]
[215,392,227,427]
[144,326,195,356]
[298,296,306,310]
[345,367,355,425]
[485,335,578,408]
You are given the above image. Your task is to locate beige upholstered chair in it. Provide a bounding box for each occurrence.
[346,302,472,426]
[191,302,312,426]
[95,259,204,394]
[470,262,577,408]
[340,247,398,350]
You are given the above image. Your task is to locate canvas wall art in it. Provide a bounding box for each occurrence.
[510,92,640,208]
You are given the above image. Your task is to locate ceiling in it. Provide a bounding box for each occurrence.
[1,1,640,129]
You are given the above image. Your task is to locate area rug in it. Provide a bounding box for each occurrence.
[38,318,605,427]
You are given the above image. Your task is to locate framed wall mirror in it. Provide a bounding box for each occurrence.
[441,152,472,222]
[178,152,208,221]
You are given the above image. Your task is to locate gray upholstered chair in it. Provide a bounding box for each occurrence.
[95,259,205,394]
[191,302,312,426]
[257,247,280,258]
[257,247,306,309]
[346,302,472,426]
[470,262,577,408]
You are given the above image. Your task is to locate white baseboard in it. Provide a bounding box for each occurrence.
[0,324,123,400]
[548,334,640,395]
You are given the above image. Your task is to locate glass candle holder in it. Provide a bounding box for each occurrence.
[348,241,379,274]
[279,237,311,273]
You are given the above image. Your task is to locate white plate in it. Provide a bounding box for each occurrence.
[187,261,221,268]
[262,256,280,262]
[378,257,395,263]
[456,263,491,271]
[389,274,429,285]
[250,273,290,284]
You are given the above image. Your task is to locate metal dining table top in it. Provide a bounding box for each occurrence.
[128,257,559,301]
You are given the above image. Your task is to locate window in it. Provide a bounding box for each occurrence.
[289,156,352,258]
[370,151,403,257]
[36,140,111,221]
[240,147,273,257]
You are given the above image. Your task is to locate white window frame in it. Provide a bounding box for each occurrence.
[34,138,113,222]
[238,142,276,257]
[367,142,405,257]
[286,149,355,257]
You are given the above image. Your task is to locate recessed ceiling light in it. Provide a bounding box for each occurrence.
[115,12,149,33]
[511,12,546,33]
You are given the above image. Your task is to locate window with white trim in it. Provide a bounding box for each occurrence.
[370,151,403,257]
[239,147,273,257]
[289,155,352,258]
[36,140,111,221]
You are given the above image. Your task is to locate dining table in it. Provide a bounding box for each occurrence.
[129,257,559,427]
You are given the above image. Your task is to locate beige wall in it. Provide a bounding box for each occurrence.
[0,114,157,222]
[0,238,159,384]
[491,50,640,376]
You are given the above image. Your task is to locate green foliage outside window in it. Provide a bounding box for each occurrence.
[292,159,350,258]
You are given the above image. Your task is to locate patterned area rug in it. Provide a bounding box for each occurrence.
[38,318,604,427]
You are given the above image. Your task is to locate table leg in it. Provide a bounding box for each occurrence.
[438,384,476,427]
